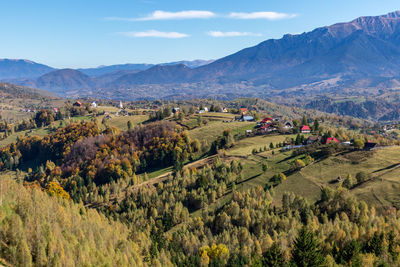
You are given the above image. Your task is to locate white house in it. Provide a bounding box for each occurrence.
[91,102,98,108]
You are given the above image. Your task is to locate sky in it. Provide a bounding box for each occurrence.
[0,0,399,68]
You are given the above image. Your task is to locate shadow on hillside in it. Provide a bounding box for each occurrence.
[372,163,400,173]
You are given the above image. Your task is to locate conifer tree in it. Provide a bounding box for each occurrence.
[263,243,285,267]
[291,227,325,267]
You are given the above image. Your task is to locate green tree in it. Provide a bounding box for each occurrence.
[365,232,384,257]
[388,230,398,261]
[271,173,286,184]
[342,240,361,264]
[353,139,365,149]
[291,159,306,171]
[270,142,274,149]
[295,134,302,145]
[262,163,269,173]
[291,227,325,267]
[263,243,285,267]
[313,119,319,131]
[127,120,132,131]
[342,174,355,189]
[356,171,368,184]
[301,115,308,126]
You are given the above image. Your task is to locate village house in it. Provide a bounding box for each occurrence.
[241,115,254,122]
[221,107,228,113]
[306,136,321,144]
[261,117,273,123]
[260,124,276,133]
[73,101,83,107]
[301,125,311,134]
[172,107,180,114]
[323,137,339,145]
[284,121,294,129]
[240,108,248,115]
[91,102,98,108]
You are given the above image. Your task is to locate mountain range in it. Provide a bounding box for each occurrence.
[0,59,213,93]
[3,11,400,100]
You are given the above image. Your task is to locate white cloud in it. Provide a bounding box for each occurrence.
[207,31,261,37]
[137,10,215,21]
[118,30,189,38]
[106,10,295,22]
[229,12,296,20]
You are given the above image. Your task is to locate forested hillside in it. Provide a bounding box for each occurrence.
[0,172,144,266]
[0,100,399,266]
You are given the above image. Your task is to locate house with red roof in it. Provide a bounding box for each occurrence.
[262,117,273,123]
[301,125,311,134]
[240,108,248,114]
[260,124,276,133]
[73,101,83,107]
[324,137,339,145]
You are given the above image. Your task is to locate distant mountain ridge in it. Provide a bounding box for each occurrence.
[91,10,400,92]
[3,11,400,100]
[0,59,213,81]
[0,81,57,99]
[0,59,55,79]
[35,69,94,93]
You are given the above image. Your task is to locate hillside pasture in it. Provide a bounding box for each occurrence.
[188,120,255,143]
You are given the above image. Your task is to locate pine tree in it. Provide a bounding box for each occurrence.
[291,227,325,267]
[301,115,308,126]
[263,243,285,267]
[388,230,398,262]
[262,163,269,173]
[270,142,274,149]
[313,119,319,131]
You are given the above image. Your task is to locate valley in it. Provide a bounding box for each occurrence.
[1,93,400,265]
[2,5,400,267]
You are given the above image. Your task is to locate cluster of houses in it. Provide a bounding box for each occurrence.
[171,105,229,115]
[197,107,208,114]
[19,108,36,113]
[286,135,377,150]
[235,108,255,122]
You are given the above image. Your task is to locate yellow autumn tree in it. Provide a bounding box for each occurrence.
[45,181,70,200]
[199,243,229,265]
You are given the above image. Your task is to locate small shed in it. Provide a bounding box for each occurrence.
[242,115,254,121]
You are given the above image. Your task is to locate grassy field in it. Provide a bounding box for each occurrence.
[188,120,255,142]
[0,127,52,146]
[0,111,148,147]
[193,139,400,213]
[104,115,148,131]
[227,134,300,156]
[271,146,400,209]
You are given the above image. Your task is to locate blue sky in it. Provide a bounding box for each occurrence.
[0,0,399,68]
